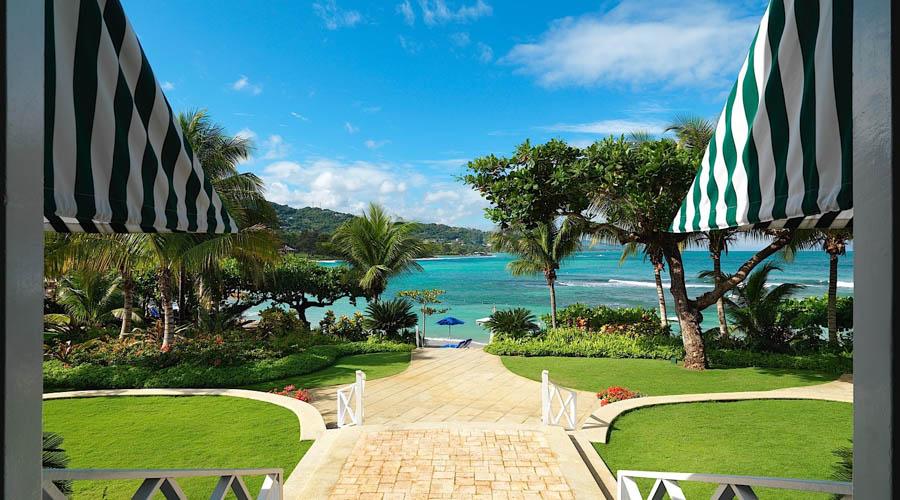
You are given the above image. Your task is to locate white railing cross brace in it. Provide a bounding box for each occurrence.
[541,369,577,430]
[41,468,283,500]
[337,370,366,428]
[616,470,852,500]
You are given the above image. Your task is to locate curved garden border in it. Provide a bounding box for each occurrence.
[575,377,853,444]
[43,388,327,440]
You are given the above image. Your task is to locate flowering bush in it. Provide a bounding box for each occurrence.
[270,384,311,402]
[596,386,642,406]
[547,304,670,338]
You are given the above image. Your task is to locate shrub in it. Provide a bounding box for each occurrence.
[321,312,367,341]
[485,308,540,340]
[596,386,642,406]
[779,295,853,331]
[43,341,414,390]
[484,327,683,360]
[257,307,306,339]
[707,349,852,374]
[270,384,312,402]
[549,304,669,337]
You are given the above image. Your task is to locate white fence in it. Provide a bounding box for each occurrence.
[42,467,283,500]
[541,369,577,430]
[337,370,366,428]
[617,470,853,500]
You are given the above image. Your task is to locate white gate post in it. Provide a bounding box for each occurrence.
[541,370,550,425]
[355,370,365,426]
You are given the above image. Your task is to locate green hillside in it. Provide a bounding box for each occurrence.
[271,202,490,257]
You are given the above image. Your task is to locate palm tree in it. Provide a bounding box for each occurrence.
[332,203,428,301]
[363,298,418,337]
[617,242,669,327]
[726,262,804,352]
[783,228,852,345]
[46,270,126,332]
[491,218,583,328]
[665,114,715,151]
[484,308,539,339]
[696,229,739,337]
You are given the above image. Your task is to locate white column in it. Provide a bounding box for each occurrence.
[3,0,45,497]
[853,0,895,497]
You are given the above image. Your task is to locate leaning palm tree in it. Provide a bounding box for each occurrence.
[615,242,669,327]
[695,229,739,337]
[491,218,583,328]
[783,228,853,345]
[665,114,715,151]
[332,203,428,301]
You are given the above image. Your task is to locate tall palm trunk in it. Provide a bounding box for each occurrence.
[160,268,175,346]
[663,242,707,370]
[827,252,839,345]
[119,268,133,339]
[712,252,728,337]
[653,265,668,327]
[546,270,558,329]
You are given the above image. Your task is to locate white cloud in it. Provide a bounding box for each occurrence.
[344,122,359,134]
[235,128,257,141]
[398,35,423,54]
[397,0,416,25]
[363,105,381,113]
[160,81,175,91]
[313,0,363,30]
[542,119,668,136]
[260,158,488,227]
[420,158,469,169]
[364,139,391,150]
[503,0,758,88]
[290,112,309,121]
[231,75,262,95]
[418,0,493,25]
[450,32,471,47]
[476,42,493,63]
[261,135,290,160]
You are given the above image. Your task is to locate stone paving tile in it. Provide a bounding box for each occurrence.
[327,428,576,499]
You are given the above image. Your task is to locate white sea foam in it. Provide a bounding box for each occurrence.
[837,281,854,289]
[558,279,710,289]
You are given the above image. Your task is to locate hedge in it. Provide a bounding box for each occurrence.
[44,341,413,390]
[484,328,852,374]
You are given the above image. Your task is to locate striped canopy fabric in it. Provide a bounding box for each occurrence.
[671,0,853,234]
[44,0,238,233]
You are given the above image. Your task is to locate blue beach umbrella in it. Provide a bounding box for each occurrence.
[436,317,465,337]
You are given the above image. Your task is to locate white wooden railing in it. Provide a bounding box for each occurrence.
[541,369,577,430]
[617,470,853,500]
[337,370,366,428]
[42,467,283,500]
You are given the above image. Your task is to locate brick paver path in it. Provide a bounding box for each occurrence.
[329,428,575,500]
[309,347,598,428]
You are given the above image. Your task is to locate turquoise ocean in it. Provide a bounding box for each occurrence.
[248,249,853,344]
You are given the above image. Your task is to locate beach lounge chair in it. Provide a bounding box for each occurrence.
[441,339,472,348]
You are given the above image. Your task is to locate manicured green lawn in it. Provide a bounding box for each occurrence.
[43,396,311,499]
[594,400,852,499]
[501,356,835,395]
[243,351,411,391]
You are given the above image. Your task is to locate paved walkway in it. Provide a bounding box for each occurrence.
[287,423,603,499]
[308,347,598,428]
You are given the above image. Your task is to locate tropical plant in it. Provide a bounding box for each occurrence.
[331,203,428,301]
[830,440,853,497]
[490,218,583,328]
[665,114,715,151]
[46,270,130,333]
[42,432,72,495]
[363,298,418,337]
[783,229,853,345]
[484,308,540,340]
[396,289,448,343]
[726,262,804,352]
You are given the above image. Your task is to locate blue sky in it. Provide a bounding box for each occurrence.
[124,0,769,231]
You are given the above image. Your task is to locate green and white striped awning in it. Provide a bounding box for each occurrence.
[44,0,238,233]
[671,0,853,233]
